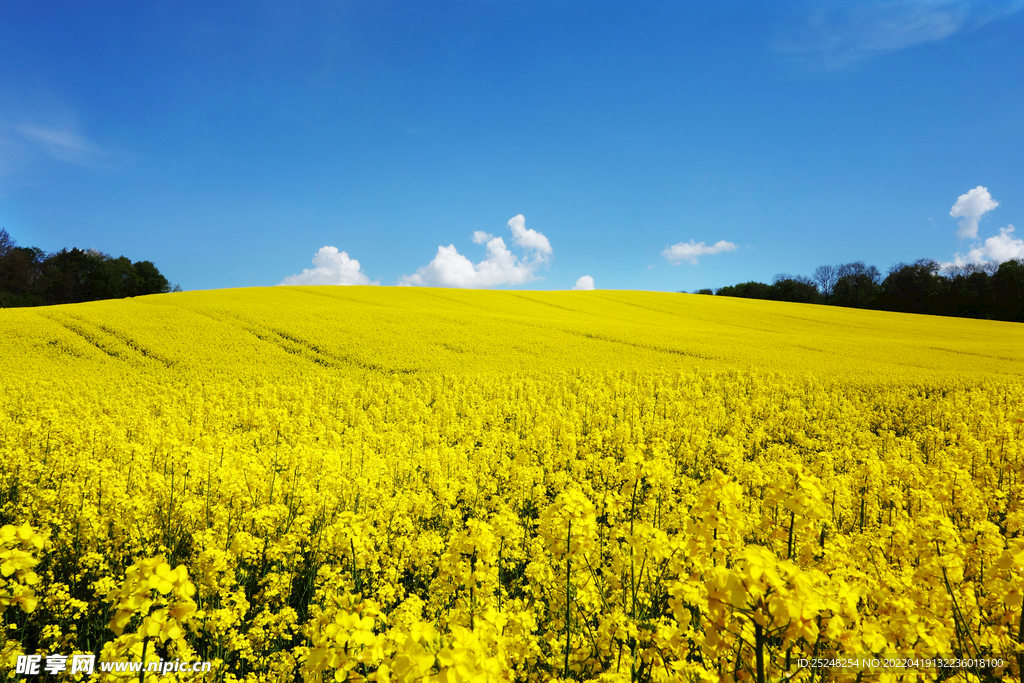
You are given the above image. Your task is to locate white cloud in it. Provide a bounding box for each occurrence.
[14,123,105,166]
[942,225,1024,269]
[662,239,737,265]
[777,1,1024,70]
[950,185,999,239]
[573,275,595,290]
[507,214,552,259]
[399,215,552,288]
[279,246,375,286]
[979,225,1024,262]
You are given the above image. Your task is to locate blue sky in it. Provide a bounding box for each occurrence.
[1,1,1022,292]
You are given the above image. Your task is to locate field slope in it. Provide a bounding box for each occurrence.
[1,288,1022,683]
[1,286,1022,381]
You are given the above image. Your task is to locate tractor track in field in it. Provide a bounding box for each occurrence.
[42,314,177,368]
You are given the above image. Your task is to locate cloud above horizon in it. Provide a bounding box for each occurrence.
[943,225,1024,269]
[776,1,1024,70]
[399,214,552,287]
[950,185,999,239]
[279,246,375,286]
[941,186,1024,269]
[573,275,595,290]
[662,239,737,265]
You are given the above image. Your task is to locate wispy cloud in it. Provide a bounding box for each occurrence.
[279,246,377,286]
[776,1,1024,70]
[399,214,552,288]
[662,239,737,266]
[14,123,107,166]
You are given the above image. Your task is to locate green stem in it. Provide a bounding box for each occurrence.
[1015,591,1024,681]
[787,510,795,560]
[564,517,572,681]
[138,636,149,683]
[754,621,765,683]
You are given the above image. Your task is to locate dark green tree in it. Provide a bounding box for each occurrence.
[812,265,838,304]
[105,256,142,298]
[716,281,773,299]
[831,262,881,308]
[0,227,13,260]
[879,259,944,314]
[133,260,170,295]
[0,244,46,306]
[943,268,994,319]
[769,274,821,304]
[991,259,1024,322]
[1,230,171,307]
[697,256,1021,322]
[42,248,93,304]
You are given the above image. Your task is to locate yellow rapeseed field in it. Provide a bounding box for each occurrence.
[1,287,1023,682]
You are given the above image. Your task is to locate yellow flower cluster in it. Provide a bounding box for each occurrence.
[1,524,45,616]
[1,287,1023,682]
[101,556,198,670]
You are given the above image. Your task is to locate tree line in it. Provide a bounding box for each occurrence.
[0,228,178,308]
[695,258,1024,323]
